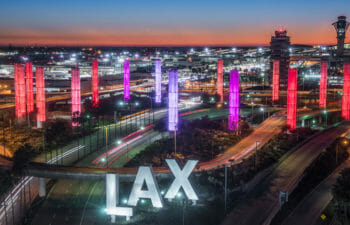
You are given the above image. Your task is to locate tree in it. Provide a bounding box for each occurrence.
[12,144,34,176]
[332,168,350,224]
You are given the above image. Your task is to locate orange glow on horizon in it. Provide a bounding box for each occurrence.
[0,25,348,46]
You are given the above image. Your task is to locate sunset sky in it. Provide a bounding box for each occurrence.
[0,0,349,46]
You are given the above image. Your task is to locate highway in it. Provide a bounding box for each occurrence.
[221,122,350,225]
[282,150,350,225]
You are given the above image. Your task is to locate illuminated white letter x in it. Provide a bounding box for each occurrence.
[165,159,199,201]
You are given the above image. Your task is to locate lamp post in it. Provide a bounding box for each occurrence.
[224,163,231,213]
[251,102,254,122]
[260,107,265,122]
[255,141,261,170]
[174,125,177,157]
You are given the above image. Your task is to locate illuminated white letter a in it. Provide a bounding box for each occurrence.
[128,166,163,208]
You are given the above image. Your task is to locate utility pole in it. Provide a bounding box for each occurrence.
[255,141,260,170]
[174,125,177,157]
[105,126,108,167]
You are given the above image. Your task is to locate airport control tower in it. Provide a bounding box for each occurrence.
[270,29,290,89]
[333,16,349,57]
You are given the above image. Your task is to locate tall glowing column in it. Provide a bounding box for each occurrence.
[287,68,297,130]
[155,59,162,103]
[342,63,350,120]
[36,67,46,128]
[26,62,34,114]
[168,70,178,131]
[228,70,239,131]
[14,64,26,120]
[319,61,328,108]
[124,60,130,102]
[217,59,224,103]
[71,68,81,126]
[92,60,99,107]
[272,60,280,101]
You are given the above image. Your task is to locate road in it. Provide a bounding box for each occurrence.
[0,83,150,111]
[33,108,166,165]
[221,122,350,225]
[282,150,350,225]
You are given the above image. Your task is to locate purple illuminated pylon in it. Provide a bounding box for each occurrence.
[124,60,130,102]
[155,59,162,103]
[168,70,178,131]
[229,70,239,131]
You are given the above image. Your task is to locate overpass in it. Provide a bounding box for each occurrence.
[0,82,152,111]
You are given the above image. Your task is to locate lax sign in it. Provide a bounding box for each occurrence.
[105,159,198,221]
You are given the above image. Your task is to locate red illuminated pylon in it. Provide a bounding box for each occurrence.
[92,60,99,107]
[287,68,297,130]
[217,59,224,103]
[14,64,26,120]
[342,63,350,120]
[272,60,279,101]
[319,62,328,108]
[71,68,81,126]
[36,67,46,124]
[26,62,34,114]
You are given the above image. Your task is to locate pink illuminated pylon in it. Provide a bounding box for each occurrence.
[71,68,81,126]
[217,59,224,103]
[228,70,239,131]
[287,68,297,130]
[36,67,46,126]
[26,62,34,114]
[14,64,26,120]
[92,60,99,107]
[272,60,279,101]
[319,61,328,108]
[342,63,350,120]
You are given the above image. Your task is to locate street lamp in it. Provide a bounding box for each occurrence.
[260,107,265,121]
[323,109,328,128]
[251,102,254,122]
